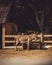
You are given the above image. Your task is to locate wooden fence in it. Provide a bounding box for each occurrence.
[2,24,52,49]
[2,33,52,49]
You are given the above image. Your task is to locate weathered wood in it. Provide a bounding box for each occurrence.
[44,35,52,37]
[5,35,20,37]
[27,36,30,50]
[44,41,52,43]
[4,46,15,48]
[41,33,44,49]
[3,33,52,49]
[2,24,5,49]
[5,41,15,43]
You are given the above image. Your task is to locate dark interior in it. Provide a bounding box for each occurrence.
[0,24,2,48]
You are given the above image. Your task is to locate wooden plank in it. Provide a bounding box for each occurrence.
[4,46,23,49]
[2,24,5,49]
[44,35,52,37]
[5,34,42,38]
[4,46,15,48]
[5,35,17,37]
[17,46,23,48]
[44,45,52,48]
[5,34,52,37]
[5,35,21,37]
[5,41,15,43]
[27,36,30,50]
[44,41,52,43]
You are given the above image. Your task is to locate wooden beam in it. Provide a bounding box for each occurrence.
[44,35,52,37]
[27,36,30,50]
[4,46,15,48]
[5,41,15,43]
[2,24,5,49]
[44,41,52,43]
[5,35,20,37]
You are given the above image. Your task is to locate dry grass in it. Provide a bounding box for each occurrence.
[0,48,52,58]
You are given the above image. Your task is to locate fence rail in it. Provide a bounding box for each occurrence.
[44,41,52,43]
[44,35,52,37]
[5,41,15,43]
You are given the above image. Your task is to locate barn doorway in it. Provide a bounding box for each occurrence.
[0,24,2,48]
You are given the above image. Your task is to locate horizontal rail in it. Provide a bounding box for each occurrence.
[4,46,23,49]
[5,41,15,43]
[4,46,15,48]
[44,45,52,48]
[5,34,52,37]
[44,35,52,37]
[5,41,52,43]
[5,35,20,37]
[44,41,52,43]
[5,35,41,37]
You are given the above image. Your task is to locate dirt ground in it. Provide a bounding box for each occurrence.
[0,48,52,65]
[0,48,52,58]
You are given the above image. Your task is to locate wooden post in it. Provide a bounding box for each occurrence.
[15,37,18,51]
[27,36,29,50]
[22,43,23,50]
[41,33,43,42]
[2,24,5,49]
[41,33,43,49]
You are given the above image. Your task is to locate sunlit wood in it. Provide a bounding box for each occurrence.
[2,24,5,49]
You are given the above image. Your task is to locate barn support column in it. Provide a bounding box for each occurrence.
[2,24,5,49]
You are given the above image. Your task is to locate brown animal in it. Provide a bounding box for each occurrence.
[5,22,18,35]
